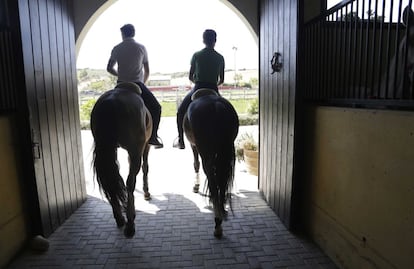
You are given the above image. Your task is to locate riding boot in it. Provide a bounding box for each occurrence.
[173,112,185,149]
[151,108,161,139]
[133,81,163,148]
[148,101,163,148]
[177,113,184,143]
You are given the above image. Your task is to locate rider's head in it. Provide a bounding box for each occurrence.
[121,24,135,39]
[203,29,217,48]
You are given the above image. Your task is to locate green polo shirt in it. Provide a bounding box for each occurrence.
[190,48,225,84]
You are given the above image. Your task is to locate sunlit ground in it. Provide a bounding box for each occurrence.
[82,116,258,216]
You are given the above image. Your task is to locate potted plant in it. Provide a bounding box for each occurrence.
[235,132,258,176]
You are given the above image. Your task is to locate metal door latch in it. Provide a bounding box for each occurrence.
[32,142,41,159]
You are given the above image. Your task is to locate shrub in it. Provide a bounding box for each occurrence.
[80,98,97,122]
[247,98,258,115]
[238,114,258,126]
[80,120,90,130]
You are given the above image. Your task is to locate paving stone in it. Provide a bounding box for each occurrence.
[7,128,338,269]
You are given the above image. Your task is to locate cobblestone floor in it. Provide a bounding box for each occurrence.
[8,191,337,269]
[7,118,338,269]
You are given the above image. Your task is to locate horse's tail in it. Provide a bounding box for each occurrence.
[202,136,236,219]
[91,97,127,209]
[217,142,236,215]
[92,145,126,208]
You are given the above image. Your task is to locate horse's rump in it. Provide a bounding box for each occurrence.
[186,95,238,151]
[91,88,151,149]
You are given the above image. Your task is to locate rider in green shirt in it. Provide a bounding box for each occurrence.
[173,29,225,149]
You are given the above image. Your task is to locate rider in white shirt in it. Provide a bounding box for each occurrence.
[107,24,163,148]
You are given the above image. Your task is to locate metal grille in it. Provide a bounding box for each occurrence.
[0,29,17,112]
[303,0,414,109]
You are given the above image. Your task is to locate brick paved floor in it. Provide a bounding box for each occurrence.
[8,191,337,269]
[7,118,338,269]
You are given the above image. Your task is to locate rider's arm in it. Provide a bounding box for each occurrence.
[189,64,195,83]
[143,62,150,83]
[217,65,224,86]
[107,59,118,77]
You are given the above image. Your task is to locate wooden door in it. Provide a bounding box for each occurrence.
[259,0,298,228]
[18,0,86,236]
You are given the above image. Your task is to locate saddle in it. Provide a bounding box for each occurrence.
[115,82,142,95]
[191,88,219,101]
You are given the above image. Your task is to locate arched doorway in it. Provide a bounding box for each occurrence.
[73,0,260,199]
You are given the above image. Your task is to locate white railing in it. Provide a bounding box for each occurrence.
[153,88,258,102]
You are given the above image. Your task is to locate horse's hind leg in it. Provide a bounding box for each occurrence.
[124,150,141,237]
[214,173,231,238]
[191,145,200,193]
[142,143,151,200]
[204,172,223,238]
[210,188,224,238]
[110,198,125,227]
[214,217,223,238]
[214,186,228,238]
[206,169,226,238]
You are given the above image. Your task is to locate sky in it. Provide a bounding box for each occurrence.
[76,0,258,74]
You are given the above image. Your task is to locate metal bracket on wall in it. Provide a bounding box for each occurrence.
[271,52,283,74]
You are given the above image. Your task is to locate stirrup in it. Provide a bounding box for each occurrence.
[173,137,185,149]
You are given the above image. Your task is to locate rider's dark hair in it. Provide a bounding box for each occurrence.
[203,29,217,46]
[121,24,135,38]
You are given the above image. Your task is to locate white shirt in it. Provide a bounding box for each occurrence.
[109,37,148,82]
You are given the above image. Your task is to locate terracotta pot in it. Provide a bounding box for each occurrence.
[244,149,258,176]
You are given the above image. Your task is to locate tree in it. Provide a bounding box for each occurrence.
[234,73,243,87]
[90,80,106,92]
[78,69,89,81]
[249,77,258,87]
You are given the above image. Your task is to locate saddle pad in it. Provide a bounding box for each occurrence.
[116,82,142,95]
[191,88,219,101]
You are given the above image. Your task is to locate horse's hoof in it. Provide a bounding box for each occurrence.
[193,184,200,193]
[214,227,223,238]
[144,192,151,200]
[115,217,126,227]
[124,224,135,238]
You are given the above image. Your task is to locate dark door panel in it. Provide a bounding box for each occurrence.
[259,0,298,229]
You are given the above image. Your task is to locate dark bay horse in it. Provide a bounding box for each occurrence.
[90,82,152,237]
[183,89,239,238]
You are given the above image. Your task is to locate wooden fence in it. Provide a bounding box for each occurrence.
[153,88,258,103]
